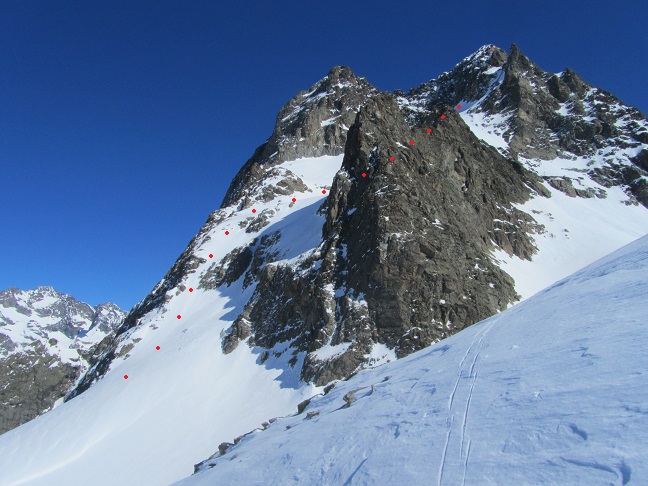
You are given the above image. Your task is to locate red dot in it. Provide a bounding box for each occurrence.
[456,104,462,109]
[177,315,182,319]
[225,231,230,236]
[389,156,395,162]
[189,287,193,292]
[156,346,160,351]
[252,208,257,213]
[440,114,446,120]
[361,172,367,178]
[291,197,296,203]
[426,128,432,134]
[409,140,414,146]
[124,375,129,380]
[209,254,213,258]
[322,189,327,195]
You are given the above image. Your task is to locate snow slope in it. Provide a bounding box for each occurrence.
[0,156,344,486]
[457,82,648,300]
[491,185,648,299]
[178,234,648,486]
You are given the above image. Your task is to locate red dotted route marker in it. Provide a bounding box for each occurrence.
[252,208,257,214]
[225,231,230,236]
[426,128,432,134]
[209,253,213,259]
[322,189,327,195]
[456,104,462,110]
[156,346,160,351]
[189,287,193,292]
[409,140,415,146]
[291,197,297,203]
[124,374,129,380]
[440,114,446,120]
[177,314,182,320]
[361,172,367,178]
[389,156,395,162]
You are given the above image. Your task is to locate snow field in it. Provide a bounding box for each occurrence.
[492,185,648,300]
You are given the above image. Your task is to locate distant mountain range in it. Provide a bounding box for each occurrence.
[0,286,124,434]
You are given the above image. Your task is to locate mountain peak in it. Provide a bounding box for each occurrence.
[34,285,64,298]
[325,65,358,82]
[463,44,508,67]
[506,42,533,71]
[220,66,378,208]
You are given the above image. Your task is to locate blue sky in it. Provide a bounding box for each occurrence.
[1,1,647,311]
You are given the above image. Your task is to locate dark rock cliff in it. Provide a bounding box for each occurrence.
[222,92,547,384]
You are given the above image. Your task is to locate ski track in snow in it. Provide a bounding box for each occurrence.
[439,318,495,486]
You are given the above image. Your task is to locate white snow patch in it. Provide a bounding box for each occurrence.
[320,116,339,127]
[461,110,511,151]
[309,342,352,362]
[363,343,396,368]
[492,185,648,299]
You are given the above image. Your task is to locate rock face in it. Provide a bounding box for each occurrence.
[67,44,648,398]
[0,286,124,434]
[223,93,546,384]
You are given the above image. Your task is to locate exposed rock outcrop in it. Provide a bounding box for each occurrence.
[224,93,546,384]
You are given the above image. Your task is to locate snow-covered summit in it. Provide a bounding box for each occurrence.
[0,286,123,360]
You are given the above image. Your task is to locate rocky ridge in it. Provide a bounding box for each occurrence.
[400,44,648,205]
[221,66,379,208]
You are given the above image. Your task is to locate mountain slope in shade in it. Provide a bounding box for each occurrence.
[0,286,124,434]
[181,234,648,486]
